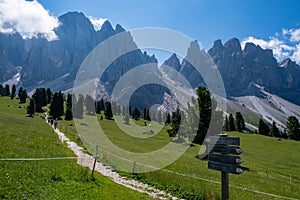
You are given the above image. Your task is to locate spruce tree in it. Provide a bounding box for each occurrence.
[167,108,181,137]
[19,90,27,104]
[158,111,162,124]
[85,95,95,115]
[124,113,130,125]
[235,112,245,132]
[73,95,84,119]
[193,86,212,144]
[258,119,270,136]
[95,101,101,114]
[229,113,235,131]
[27,98,35,117]
[269,121,280,137]
[0,84,3,96]
[286,116,300,140]
[65,93,73,120]
[104,102,113,120]
[223,115,229,131]
[3,84,10,96]
[18,87,23,98]
[10,84,16,99]
[46,88,52,104]
[165,113,171,124]
[49,92,64,119]
[32,88,47,112]
[132,107,141,120]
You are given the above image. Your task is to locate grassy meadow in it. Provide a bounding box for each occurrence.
[0,97,150,200]
[58,112,300,200]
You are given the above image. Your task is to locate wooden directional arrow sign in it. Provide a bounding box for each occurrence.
[206,136,240,145]
[208,145,244,155]
[208,161,244,174]
[208,154,243,165]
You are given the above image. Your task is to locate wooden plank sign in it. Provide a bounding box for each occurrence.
[208,161,244,175]
[206,136,240,145]
[208,154,243,165]
[208,145,244,155]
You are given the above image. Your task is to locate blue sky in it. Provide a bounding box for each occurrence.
[1,0,300,63]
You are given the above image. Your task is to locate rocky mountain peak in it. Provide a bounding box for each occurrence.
[161,53,181,72]
[115,24,125,33]
[224,38,241,53]
[208,39,224,56]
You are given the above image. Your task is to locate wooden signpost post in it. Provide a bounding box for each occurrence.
[207,134,244,200]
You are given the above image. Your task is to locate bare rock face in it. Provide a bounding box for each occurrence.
[1,11,300,107]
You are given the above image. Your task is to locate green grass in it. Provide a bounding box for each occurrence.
[64,112,300,200]
[0,97,150,200]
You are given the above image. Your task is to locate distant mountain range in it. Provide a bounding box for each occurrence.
[1,11,300,127]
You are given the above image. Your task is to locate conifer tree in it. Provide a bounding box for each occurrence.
[235,112,245,132]
[269,121,280,137]
[49,92,64,119]
[18,87,23,98]
[3,84,10,96]
[65,93,73,120]
[229,114,235,131]
[104,102,113,120]
[19,90,27,104]
[258,119,270,135]
[0,84,3,96]
[223,115,229,131]
[73,95,84,119]
[167,108,181,137]
[46,88,52,104]
[286,116,300,140]
[10,84,16,99]
[27,98,35,117]
[165,113,171,124]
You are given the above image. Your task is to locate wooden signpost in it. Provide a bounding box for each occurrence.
[207,134,244,200]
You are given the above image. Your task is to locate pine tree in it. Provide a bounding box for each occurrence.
[49,92,64,119]
[158,111,162,124]
[223,115,229,131]
[85,95,95,115]
[95,101,101,114]
[258,119,270,136]
[27,98,35,117]
[104,102,113,120]
[46,88,52,104]
[19,90,27,104]
[65,93,73,120]
[235,112,245,132]
[0,84,3,96]
[10,84,16,99]
[269,121,280,137]
[3,84,10,96]
[32,88,47,112]
[229,113,235,131]
[18,87,23,98]
[132,107,141,120]
[73,95,84,119]
[167,108,181,137]
[165,113,171,124]
[286,116,300,140]
[193,87,212,144]
[124,113,130,125]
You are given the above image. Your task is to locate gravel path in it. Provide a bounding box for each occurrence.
[46,118,178,200]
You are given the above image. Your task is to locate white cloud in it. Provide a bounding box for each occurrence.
[0,0,59,40]
[289,29,300,42]
[88,16,107,31]
[292,44,300,63]
[241,36,295,62]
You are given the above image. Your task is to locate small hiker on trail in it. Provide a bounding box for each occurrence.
[54,118,58,129]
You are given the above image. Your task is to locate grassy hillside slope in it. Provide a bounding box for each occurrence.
[0,97,150,200]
